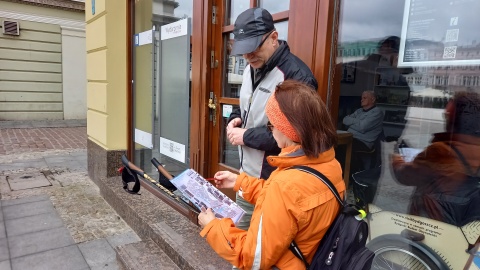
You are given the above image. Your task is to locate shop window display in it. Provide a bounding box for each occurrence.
[335,0,480,269]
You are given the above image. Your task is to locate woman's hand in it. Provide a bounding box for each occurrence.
[198,208,216,228]
[213,171,238,189]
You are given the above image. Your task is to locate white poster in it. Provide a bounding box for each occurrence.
[134,129,153,149]
[399,0,480,67]
[134,29,152,47]
[161,18,188,40]
[159,137,186,163]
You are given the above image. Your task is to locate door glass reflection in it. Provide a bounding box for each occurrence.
[259,0,289,14]
[222,105,241,168]
[226,0,250,25]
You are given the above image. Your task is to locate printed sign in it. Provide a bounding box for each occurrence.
[160,137,186,163]
[134,29,152,47]
[399,0,480,66]
[161,18,189,40]
[222,104,233,118]
[134,129,153,149]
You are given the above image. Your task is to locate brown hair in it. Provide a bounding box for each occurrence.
[274,80,337,157]
[446,91,480,137]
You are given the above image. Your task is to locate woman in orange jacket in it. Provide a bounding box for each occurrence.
[391,91,480,226]
[198,80,345,269]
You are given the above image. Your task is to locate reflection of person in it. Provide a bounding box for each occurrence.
[392,91,480,226]
[226,8,318,230]
[342,91,384,171]
[199,81,344,269]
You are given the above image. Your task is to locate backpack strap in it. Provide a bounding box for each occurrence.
[287,165,345,269]
[290,165,346,206]
[449,144,478,176]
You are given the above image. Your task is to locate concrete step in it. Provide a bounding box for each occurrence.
[116,239,181,270]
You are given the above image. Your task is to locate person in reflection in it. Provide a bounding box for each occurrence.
[342,90,384,172]
[226,8,317,231]
[199,81,344,269]
[391,91,480,226]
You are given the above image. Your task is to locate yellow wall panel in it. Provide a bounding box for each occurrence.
[85,0,106,22]
[87,110,107,146]
[86,0,127,150]
[87,50,107,81]
[87,82,107,113]
[86,15,106,51]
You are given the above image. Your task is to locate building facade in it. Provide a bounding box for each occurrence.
[0,0,86,120]
[86,0,480,269]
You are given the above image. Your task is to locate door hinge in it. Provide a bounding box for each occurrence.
[212,6,217,24]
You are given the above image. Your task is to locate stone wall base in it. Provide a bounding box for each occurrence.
[87,140,229,269]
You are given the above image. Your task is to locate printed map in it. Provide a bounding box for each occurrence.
[171,169,245,224]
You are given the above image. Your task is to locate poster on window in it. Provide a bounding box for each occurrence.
[398,0,480,67]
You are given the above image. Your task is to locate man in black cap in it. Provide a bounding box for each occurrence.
[225,7,318,231]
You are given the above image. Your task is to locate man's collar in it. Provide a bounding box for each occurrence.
[255,40,288,74]
[363,105,376,112]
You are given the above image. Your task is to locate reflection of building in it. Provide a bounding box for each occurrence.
[153,0,180,25]
[225,55,245,98]
[337,39,380,63]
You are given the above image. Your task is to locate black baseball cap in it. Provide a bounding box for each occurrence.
[231,8,275,56]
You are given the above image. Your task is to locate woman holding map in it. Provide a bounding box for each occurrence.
[198,80,345,269]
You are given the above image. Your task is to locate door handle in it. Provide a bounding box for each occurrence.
[208,93,217,126]
[208,98,216,110]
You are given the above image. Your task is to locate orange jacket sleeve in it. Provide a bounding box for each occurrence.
[200,179,300,269]
[234,172,267,205]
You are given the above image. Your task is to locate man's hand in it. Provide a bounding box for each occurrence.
[226,118,246,145]
[198,208,216,228]
[213,171,238,189]
[227,127,246,146]
[227,117,242,130]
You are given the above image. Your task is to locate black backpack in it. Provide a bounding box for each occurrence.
[288,166,375,270]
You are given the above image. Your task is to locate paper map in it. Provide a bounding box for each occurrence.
[170,169,245,224]
[399,147,423,163]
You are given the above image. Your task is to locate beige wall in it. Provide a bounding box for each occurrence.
[86,0,127,150]
[0,19,63,120]
[62,26,87,119]
[0,1,84,22]
[0,2,86,121]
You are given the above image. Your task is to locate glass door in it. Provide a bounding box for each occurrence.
[207,0,290,181]
[132,0,194,177]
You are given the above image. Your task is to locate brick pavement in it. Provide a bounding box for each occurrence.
[0,127,87,155]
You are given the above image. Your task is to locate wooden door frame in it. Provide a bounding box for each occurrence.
[289,0,341,120]
[190,0,210,175]
[189,0,341,176]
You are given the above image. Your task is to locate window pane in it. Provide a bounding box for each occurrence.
[333,1,480,269]
[259,0,289,14]
[225,0,250,25]
[224,33,245,98]
[221,105,240,168]
[274,21,288,41]
[133,0,194,176]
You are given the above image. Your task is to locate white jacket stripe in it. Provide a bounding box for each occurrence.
[252,214,263,270]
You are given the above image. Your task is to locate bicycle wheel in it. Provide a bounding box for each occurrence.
[367,238,446,270]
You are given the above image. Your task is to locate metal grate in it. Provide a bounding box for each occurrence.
[2,20,20,36]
